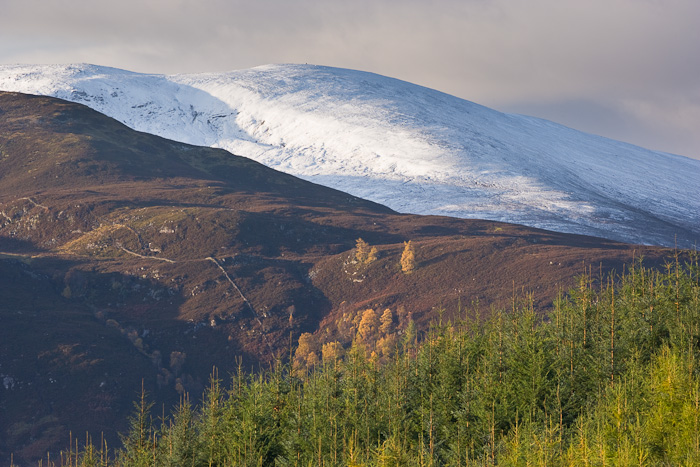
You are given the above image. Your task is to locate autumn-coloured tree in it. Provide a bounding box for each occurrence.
[400,240,416,274]
[294,332,319,371]
[355,238,369,262]
[170,351,186,376]
[367,245,378,263]
[379,308,394,335]
[357,308,379,342]
[355,238,378,265]
[322,341,344,363]
[377,335,397,358]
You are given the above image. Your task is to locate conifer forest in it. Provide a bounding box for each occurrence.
[48,254,700,466]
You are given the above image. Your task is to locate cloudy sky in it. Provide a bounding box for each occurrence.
[2,0,699,160]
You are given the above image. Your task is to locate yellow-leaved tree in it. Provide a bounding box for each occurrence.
[321,341,344,363]
[294,332,319,371]
[400,240,416,274]
[357,308,379,342]
[355,238,378,265]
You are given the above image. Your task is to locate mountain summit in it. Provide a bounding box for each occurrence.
[1,63,698,247]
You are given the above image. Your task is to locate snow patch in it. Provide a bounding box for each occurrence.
[1,63,698,247]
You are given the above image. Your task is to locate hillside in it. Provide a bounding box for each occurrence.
[65,261,700,466]
[0,92,672,464]
[0,63,698,248]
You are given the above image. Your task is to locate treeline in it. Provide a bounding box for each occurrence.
[59,255,699,466]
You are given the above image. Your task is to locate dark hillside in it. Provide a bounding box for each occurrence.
[0,92,673,464]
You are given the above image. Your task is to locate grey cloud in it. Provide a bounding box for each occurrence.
[1,0,698,159]
[502,97,699,157]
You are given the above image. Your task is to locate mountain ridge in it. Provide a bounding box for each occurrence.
[0,91,675,464]
[1,63,697,248]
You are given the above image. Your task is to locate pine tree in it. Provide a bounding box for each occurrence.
[117,383,154,467]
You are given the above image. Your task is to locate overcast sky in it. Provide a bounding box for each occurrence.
[2,0,699,160]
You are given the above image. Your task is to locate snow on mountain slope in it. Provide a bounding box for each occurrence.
[1,63,698,248]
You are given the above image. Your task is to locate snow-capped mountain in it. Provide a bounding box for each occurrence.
[1,63,698,248]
